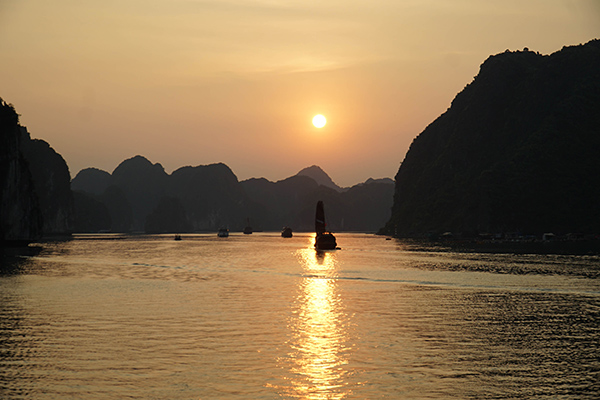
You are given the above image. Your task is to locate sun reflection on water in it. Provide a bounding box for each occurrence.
[280,244,351,399]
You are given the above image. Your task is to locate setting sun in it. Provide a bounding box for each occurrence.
[312,114,327,128]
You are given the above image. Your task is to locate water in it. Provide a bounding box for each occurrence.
[1,233,599,399]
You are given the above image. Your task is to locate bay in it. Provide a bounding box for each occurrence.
[1,233,599,399]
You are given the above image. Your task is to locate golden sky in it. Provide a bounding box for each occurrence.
[1,0,598,186]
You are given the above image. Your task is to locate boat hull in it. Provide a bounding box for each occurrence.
[315,232,337,250]
[217,228,229,237]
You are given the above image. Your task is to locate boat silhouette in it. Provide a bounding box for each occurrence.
[314,200,337,250]
[281,226,293,238]
[217,228,229,237]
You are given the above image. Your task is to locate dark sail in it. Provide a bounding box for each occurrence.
[315,200,326,234]
[314,200,337,250]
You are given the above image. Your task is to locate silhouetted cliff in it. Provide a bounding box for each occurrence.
[145,196,191,233]
[100,185,133,232]
[383,40,600,237]
[73,191,111,233]
[112,156,168,231]
[168,163,252,231]
[71,167,112,195]
[342,180,395,231]
[241,175,319,230]
[20,128,74,235]
[2,98,74,242]
[0,99,42,243]
[72,168,134,232]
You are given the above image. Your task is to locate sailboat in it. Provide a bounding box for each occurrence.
[243,218,253,234]
[314,200,337,250]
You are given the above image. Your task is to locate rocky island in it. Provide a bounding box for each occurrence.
[382,40,600,238]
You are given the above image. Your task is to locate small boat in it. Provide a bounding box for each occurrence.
[281,226,293,238]
[217,228,229,237]
[243,218,253,234]
[314,201,337,250]
[174,234,182,241]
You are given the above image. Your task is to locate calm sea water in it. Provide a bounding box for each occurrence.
[1,233,599,399]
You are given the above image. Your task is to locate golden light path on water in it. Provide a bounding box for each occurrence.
[281,236,352,399]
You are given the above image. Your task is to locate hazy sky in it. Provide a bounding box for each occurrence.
[1,0,598,186]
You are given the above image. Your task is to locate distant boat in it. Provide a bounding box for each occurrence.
[281,226,293,238]
[314,201,337,250]
[174,234,182,241]
[217,228,229,237]
[243,218,253,234]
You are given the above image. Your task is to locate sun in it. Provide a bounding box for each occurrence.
[312,114,327,128]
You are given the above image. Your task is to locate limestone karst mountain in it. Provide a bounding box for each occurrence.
[382,39,600,237]
[71,158,393,233]
[296,165,344,192]
[1,99,42,242]
[1,98,73,242]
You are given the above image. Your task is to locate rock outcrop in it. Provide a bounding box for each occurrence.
[72,167,134,233]
[383,40,600,237]
[71,167,112,195]
[111,156,169,231]
[0,100,42,243]
[168,163,252,231]
[20,128,74,235]
[72,191,111,233]
[296,165,345,192]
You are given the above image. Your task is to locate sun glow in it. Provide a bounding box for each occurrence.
[312,114,327,128]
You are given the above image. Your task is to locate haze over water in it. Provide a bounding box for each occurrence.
[1,233,599,399]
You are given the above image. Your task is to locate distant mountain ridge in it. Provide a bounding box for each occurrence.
[295,165,344,192]
[382,39,600,237]
[72,157,393,233]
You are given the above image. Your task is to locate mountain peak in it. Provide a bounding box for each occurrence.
[295,165,343,192]
[364,177,394,185]
[112,155,166,177]
[71,167,112,195]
